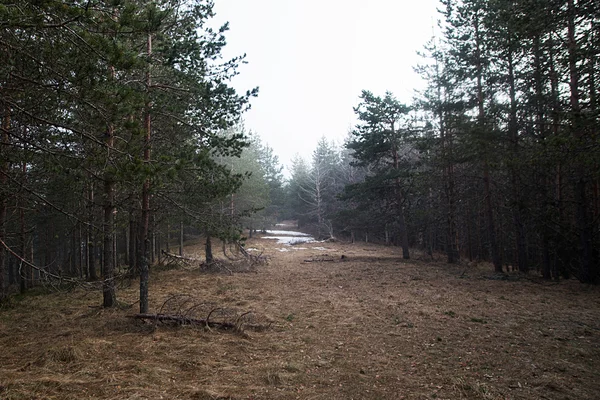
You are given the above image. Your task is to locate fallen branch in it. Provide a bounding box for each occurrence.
[237,242,269,267]
[130,313,237,330]
[200,259,233,275]
[130,312,271,333]
[132,295,272,333]
[303,254,337,263]
[161,250,194,263]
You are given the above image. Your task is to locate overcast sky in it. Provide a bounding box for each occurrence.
[211,0,440,174]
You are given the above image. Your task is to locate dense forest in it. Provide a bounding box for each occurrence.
[288,0,600,283]
[288,0,600,284]
[0,0,599,312]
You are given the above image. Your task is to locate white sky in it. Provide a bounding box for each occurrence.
[211,0,440,174]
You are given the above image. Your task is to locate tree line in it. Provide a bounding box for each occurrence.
[0,0,261,308]
[1,0,598,312]
[285,0,599,283]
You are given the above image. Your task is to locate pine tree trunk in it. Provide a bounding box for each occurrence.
[0,110,9,298]
[483,163,501,272]
[102,65,117,307]
[567,0,594,283]
[477,203,483,261]
[128,214,136,275]
[156,231,161,264]
[0,208,6,296]
[466,213,473,262]
[29,241,34,283]
[102,176,116,307]
[542,234,552,280]
[205,234,213,262]
[85,227,89,279]
[444,151,458,263]
[533,34,553,279]
[474,14,501,272]
[19,161,27,293]
[47,215,56,276]
[78,223,84,278]
[588,21,599,278]
[179,221,184,257]
[392,144,409,259]
[397,205,410,259]
[548,36,568,279]
[151,215,156,264]
[444,162,458,264]
[139,32,153,314]
[71,227,77,276]
[437,55,458,264]
[507,46,528,273]
[124,225,130,267]
[113,231,117,274]
[87,182,97,280]
[166,223,170,253]
[139,186,150,314]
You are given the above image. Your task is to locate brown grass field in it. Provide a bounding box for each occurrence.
[1,235,600,399]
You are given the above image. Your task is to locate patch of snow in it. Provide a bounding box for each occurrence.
[276,248,290,252]
[264,230,310,236]
[262,236,316,245]
[312,247,334,251]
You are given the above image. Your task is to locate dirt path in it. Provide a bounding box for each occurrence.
[1,238,600,399]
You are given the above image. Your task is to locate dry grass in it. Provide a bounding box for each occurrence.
[1,237,599,399]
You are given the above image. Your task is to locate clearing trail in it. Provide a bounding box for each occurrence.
[0,237,599,399]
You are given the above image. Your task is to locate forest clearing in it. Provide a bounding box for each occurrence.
[1,234,599,400]
[1,2,599,398]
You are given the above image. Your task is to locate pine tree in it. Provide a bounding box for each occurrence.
[0,0,258,305]
[347,91,413,258]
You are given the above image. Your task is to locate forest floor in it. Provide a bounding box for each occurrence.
[1,232,600,399]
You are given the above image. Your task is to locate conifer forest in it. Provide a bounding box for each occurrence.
[0,1,599,399]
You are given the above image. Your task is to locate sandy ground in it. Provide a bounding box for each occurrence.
[1,235,600,399]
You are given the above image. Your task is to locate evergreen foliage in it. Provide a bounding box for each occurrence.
[0,0,257,304]
[283,0,599,282]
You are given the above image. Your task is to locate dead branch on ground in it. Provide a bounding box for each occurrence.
[131,313,238,330]
[236,242,269,267]
[161,250,195,268]
[200,259,234,275]
[130,294,272,334]
[303,254,337,263]
[200,242,268,274]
